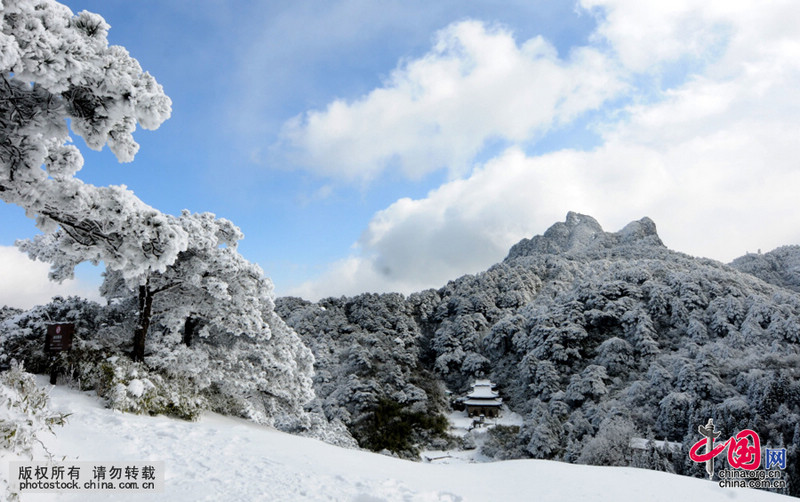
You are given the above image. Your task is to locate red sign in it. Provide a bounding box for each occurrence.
[690,427,762,470]
[45,324,74,352]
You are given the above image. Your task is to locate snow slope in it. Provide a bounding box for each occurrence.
[10,378,795,502]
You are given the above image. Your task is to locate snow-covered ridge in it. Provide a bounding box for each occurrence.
[505,211,664,260]
[730,245,800,293]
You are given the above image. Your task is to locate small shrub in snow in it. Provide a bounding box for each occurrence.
[577,416,637,467]
[97,357,204,420]
[1,361,68,502]
[0,361,68,458]
[354,398,450,458]
[480,425,525,460]
[298,413,359,449]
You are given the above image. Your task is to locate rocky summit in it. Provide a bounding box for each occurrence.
[505,212,664,260]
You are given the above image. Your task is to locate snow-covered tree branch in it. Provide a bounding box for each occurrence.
[1,0,183,281]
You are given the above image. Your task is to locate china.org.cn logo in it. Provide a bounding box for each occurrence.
[689,418,787,490]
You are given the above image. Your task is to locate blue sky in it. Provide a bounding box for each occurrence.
[3,0,800,308]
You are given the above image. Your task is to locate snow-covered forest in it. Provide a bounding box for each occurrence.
[2,0,800,500]
[277,213,800,490]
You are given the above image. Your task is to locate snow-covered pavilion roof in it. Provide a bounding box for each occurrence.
[467,386,499,399]
[467,380,499,399]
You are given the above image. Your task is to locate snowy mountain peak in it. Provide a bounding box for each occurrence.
[618,216,662,246]
[505,212,664,260]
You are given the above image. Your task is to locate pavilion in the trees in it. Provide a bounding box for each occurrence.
[464,379,502,418]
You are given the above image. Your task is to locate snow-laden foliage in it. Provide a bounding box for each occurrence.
[0,296,331,444]
[731,246,800,293]
[88,210,276,361]
[102,211,272,341]
[0,0,348,448]
[0,306,23,323]
[435,214,800,487]
[0,295,116,375]
[93,211,318,428]
[1,0,185,281]
[94,356,205,420]
[1,361,68,501]
[279,212,800,495]
[0,285,321,434]
[0,361,67,457]
[275,293,450,456]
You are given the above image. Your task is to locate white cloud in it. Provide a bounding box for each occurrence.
[287,148,588,299]
[582,0,800,76]
[280,20,624,182]
[580,0,732,73]
[0,246,102,310]
[289,0,800,300]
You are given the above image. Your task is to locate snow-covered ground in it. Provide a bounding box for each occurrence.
[420,406,523,464]
[446,406,525,437]
[6,379,796,501]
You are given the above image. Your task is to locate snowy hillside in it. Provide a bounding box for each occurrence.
[5,212,800,499]
[10,378,796,502]
[731,246,800,293]
[277,212,800,488]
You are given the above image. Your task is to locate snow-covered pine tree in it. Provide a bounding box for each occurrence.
[97,211,269,361]
[0,0,319,432]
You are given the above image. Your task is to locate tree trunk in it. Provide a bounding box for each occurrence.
[183,316,198,347]
[132,282,154,362]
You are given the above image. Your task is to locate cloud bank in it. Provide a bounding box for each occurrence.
[280,20,624,181]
